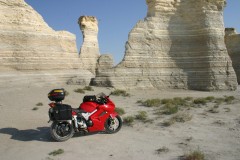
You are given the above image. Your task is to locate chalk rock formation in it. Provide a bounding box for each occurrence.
[93,0,237,91]
[97,54,114,70]
[0,0,83,70]
[225,28,240,83]
[78,16,100,73]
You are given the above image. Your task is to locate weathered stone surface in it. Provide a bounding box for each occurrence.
[97,54,114,70]
[0,69,94,87]
[78,16,100,73]
[225,28,240,84]
[0,0,85,70]
[93,0,237,91]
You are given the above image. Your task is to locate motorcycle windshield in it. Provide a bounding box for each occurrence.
[96,92,106,98]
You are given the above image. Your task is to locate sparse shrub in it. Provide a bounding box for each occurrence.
[224,96,235,104]
[139,99,161,107]
[36,102,43,106]
[162,112,192,127]
[123,116,135,126]
[186,137,193,142]
[213,120,225,126]
[161,98,173,105]
[224,107,231,112]
[64,90,69,96]
[183,150,205,160]
[214,97,225,105]
[184,97,194,101]
[162,118,175,127]
[208,107,219,113]
[32,107,39,111]
[48,149,64,156]
[135,111,148,121]
[193,98,207,105]
[83,86,94,91]
[172,97,188,106]
[205,96,215,102]
[172,112,193,123]
[161,97,188,107]
[162,103,178,115]
[111,89,130,97]
[155,146,169,154]
[115,107,126,115]
[74,88,85,94]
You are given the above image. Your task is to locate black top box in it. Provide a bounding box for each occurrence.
[48,88,65,102]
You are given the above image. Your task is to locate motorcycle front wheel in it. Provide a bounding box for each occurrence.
[50,121,74,142]
[105,115,122,134]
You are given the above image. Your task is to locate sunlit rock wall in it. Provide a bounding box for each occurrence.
[93,0,237,91]
[0,0,84,70]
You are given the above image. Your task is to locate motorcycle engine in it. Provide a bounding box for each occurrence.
[77,117,87,129]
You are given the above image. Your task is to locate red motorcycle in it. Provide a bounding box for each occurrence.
[47,89,122,142]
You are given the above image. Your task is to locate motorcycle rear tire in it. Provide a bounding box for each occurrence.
[50,121,74,142]
[105,115,122,134]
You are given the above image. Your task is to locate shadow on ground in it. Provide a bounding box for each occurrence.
[0,127,51,142]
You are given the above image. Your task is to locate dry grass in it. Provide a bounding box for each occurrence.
[193,98,207,105]
[36,102,43,106]
[155,146,169,154]
[161,103,179,115]
[137,99,161,107]
[208,107,219,113]
[83,86,94,91]
[74,88,85,94]
[115,107,126,115]
[32,107,39,111]
[135,111,148,121]
[64,90,69,96]
[224,96,235,104]
[162,112,192,127]
[172,112,193,123]
[123,116,135,126]
[182,150,205,160]
[111,89,130,97]
[48,149,64,156]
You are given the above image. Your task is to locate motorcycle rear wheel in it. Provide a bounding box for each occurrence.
[50,121,74,142]
[105,115,122,134]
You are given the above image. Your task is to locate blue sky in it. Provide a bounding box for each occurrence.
[25,0,240,64]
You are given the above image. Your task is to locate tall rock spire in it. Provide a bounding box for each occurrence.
[78,16,100,73]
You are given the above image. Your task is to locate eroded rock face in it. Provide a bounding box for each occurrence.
[93,0,237,91]
[225,28,240,84]
[78,16,100,73]
[97,54,114,70]
[0,0,86,70]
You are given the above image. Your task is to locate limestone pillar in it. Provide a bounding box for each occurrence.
[78,16,100,73]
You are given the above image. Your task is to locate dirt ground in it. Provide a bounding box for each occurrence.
[0,83,239,160]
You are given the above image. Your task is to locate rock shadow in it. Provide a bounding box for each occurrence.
[0,127,51,142]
